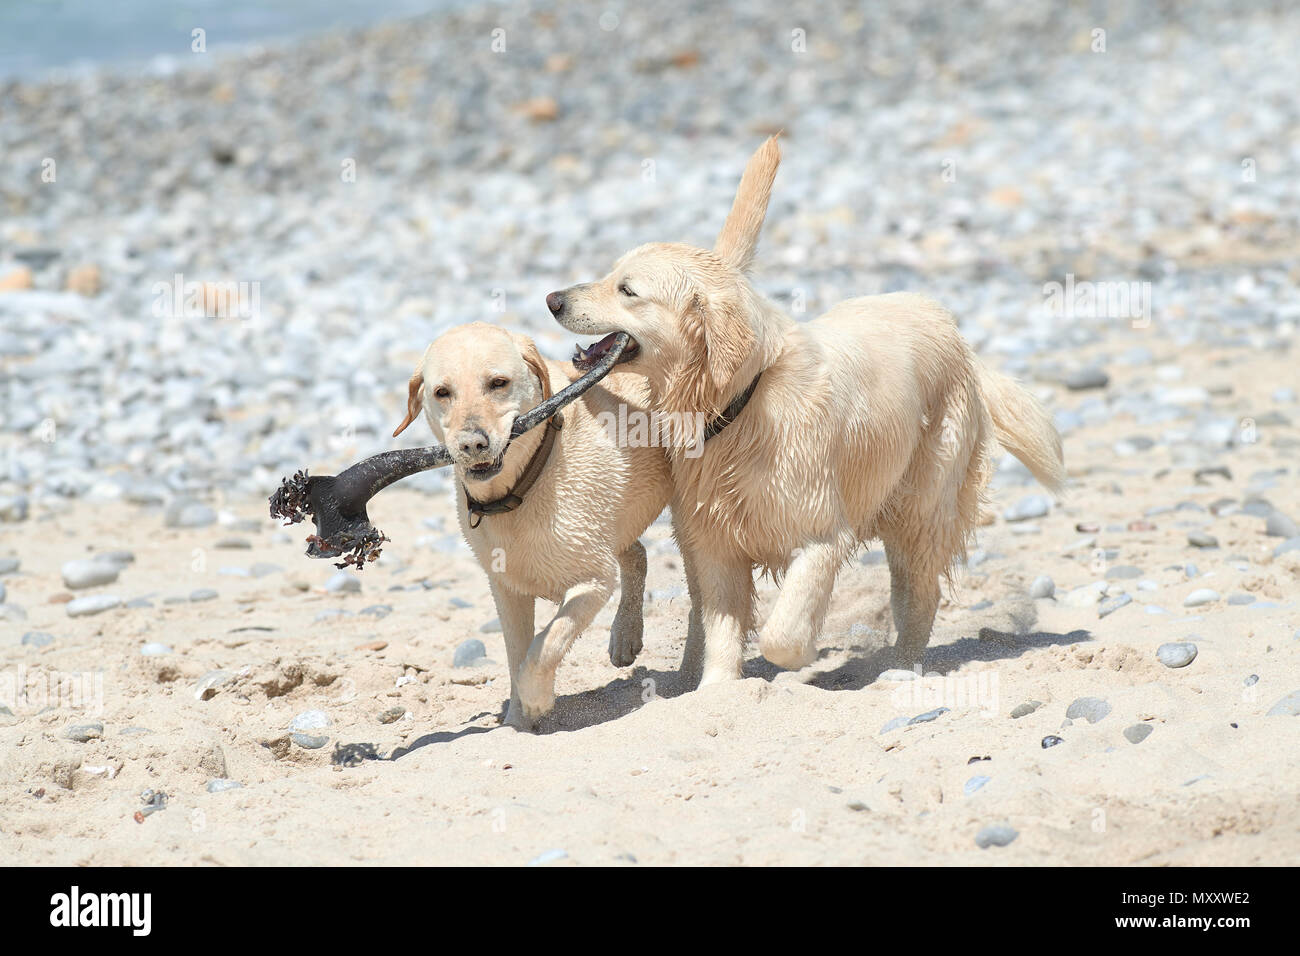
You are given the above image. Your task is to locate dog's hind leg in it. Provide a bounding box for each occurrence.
[609,540,647,667]
[881,531,944,670]
[758,527,856,671]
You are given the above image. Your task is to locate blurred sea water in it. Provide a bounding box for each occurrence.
[0,0,463,80]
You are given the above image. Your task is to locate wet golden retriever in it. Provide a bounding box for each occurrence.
[546,138,1064,685]
[393,322,678,727]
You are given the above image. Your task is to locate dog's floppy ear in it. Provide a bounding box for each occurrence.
[692,293,756,394]
[392,371,425,437]
[515,336,553,402]
[714,135,781,273]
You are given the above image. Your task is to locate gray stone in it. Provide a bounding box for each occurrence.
[1187,531,1219,548]
[359,604,391,618]
[66,722,104,742]
[880,715,910,733]
[139,642,172,656]
[878,668,919,681]
[21,631,54,648]
[325,571,360,594]
[0,557,19,575]
[206,778,243,793]
[0,495,29,522]
[908,707,950,725]
[291,732,329,749]
[1098,594,1132,618]
[1065,696,1111,723]
[378,706,406,724]
[1028,575,1055,599]
[1265,690,1300,717]
[1062,367,1109,390]
[478,617,502,634]
[1041,735,1065,748]
[289,709,330,732]
[1227,593,1256,605]
[61,558,122,590]
[0,603,26,622]
[1104,565,1142,580]
[1265,512,1299,538]
[974,824,1019,848]
[1183,588,1220,607]
[164,500,217,528]
[1123,723,1154,744]
[189,588,218,602]
[1272,536,1300,558]
[964,775,991,795]
[1003,494,1051,522]
[453,638,488,667]
[1157,641,1198,668]
[66,594,122,617]
[1010,700,1042,719]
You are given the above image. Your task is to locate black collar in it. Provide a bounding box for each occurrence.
[703,372,762,442]
[464,413,562,528]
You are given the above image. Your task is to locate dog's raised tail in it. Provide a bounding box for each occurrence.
[978,365,1065,495]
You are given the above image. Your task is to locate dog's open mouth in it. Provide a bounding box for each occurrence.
[464,449,506,481]
[573,332,639,372]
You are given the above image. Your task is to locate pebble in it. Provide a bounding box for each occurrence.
[454,638,488,667]
[66,594,122,617]
[60,558,122,590]
[0,557,20,575]
[1265,690,1300,717]
[974,824,1019,848]
[1157,641,1198,668]
[194,669,235,700]
[291,733,330,749]
[878,669,919,681]
[1041,735,1065,749]
[527,849,569,866]
[189,588,218,602]
[1273,536,1300,558]
[359,604,392,618]
[164,500,217,528]
[964,775,990,795]
[289,710,331,732]
[1003,494,1051,522]
[1187,531,1219,548]
[479,618,502,633]
[1183,588,1220,607]
[0,495,29,522]
[1226,593,1255,605]
[0,603,27,622]
[1264,512,1298,538]
[1065,697,1111,723]
[1123,723,1154,744]
[21,631,55,648]
[206,779,243,793]
[880,716,910,733]
[1098,594,1132,618]
[378,706,407,724]
[139,642,173,655]
[1104,565,1142,580]
[66,722,104,742]
[1062,367,1109,390]
[325,571,361,594]
[1028,575,1055,599]
[1244,674,1258,686]
[1010,700,1042,719]
[908,707,950,725]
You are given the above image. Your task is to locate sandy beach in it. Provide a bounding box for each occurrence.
[1,0,1298,865]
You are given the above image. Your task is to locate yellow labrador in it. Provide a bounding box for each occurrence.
[546,138,1065,685]
[393,322,678,727]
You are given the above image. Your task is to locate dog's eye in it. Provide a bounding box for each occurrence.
[489,377,509,390]
[618,281,637,298]
[433,386,451,399]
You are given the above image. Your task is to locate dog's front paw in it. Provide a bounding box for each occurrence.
[608,615,643,667]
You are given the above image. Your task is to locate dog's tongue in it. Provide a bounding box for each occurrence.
[573,332,620,366]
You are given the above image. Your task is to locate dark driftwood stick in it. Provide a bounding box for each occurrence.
[269,333,632,568]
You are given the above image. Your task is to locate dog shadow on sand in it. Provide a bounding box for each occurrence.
[377,622,1091,760]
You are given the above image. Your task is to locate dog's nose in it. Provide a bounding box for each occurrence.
[458,429,489,456]
[546,291,565,315]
